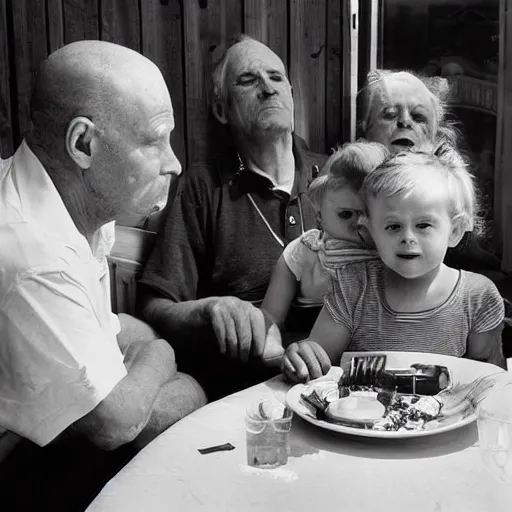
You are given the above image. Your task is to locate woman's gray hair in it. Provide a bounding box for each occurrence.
[358,69,460,147]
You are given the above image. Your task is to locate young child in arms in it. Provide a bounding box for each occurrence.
[282,144,506,382]
[261,141,389,331]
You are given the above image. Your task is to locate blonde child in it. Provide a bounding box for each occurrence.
[283,144,506,382]
[261,141,389,331]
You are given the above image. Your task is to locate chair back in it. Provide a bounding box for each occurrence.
[108,225,157,316]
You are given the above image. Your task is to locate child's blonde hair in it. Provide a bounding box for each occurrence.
[362,142,475,232]
[308,140,389,209]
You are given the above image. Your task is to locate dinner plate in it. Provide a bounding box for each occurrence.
[285,351,505,439]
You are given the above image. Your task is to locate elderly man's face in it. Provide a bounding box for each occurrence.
[365,74,437,153]
[222,40,294,136]
[91,68,182,222]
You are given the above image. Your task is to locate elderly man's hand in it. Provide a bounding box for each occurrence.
[282,340,331,383]
[206,297,267,363]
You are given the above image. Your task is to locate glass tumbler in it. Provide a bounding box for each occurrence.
[245,401,293,468]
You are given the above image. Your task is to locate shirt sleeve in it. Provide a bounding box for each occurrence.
[139,167,213,302]
[0,269,127,446]
[282,236,306,280]
[469,274,505,334]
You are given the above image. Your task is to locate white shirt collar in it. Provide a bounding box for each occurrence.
[12,140,115,259]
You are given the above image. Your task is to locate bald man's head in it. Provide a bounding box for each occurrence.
[27,40,181,228]
[29,40,165,147]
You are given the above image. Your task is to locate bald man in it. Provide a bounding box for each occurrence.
[0,41,205,510]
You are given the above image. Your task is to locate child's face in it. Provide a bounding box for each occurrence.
[319,188,364,242]
[366,184,458,279]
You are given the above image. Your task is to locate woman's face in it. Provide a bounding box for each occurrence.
[365,74,438,153]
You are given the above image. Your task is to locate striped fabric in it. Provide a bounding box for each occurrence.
[324,260,504,357]
[283,229,378,305]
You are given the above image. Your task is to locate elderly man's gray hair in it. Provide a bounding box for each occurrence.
[212,34,290,111]
[211,33,259,108]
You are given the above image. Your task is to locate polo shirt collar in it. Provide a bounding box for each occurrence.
[13,140,115,259]
[226,133,313,200]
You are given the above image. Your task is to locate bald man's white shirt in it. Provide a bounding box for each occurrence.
[0,141,126,446]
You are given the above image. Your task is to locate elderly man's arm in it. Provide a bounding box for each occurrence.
[140,289,269,364]
[70,335,176,450]
[71,314,207,450]
[139,164,277,364]
[1,271,205,449]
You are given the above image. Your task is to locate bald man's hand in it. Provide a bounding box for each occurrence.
[205,297,267,363]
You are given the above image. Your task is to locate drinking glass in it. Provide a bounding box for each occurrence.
[477,383,512,485]
[245,399,293,468]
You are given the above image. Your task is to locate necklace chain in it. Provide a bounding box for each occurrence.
[236,153,304,249]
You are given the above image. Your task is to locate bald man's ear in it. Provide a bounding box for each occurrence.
[66,117,96,169]
[212,99,228,125]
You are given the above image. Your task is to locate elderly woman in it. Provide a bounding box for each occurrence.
[358,69,502,275]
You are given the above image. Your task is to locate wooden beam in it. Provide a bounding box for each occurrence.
[0,0,13,157]
[183,0,242,164]
[47,0,64,53]
[63,0,99,43]
[11,0,48,140]
[341,0,358,143]
[325,0,342,152]
[100,0,140,51]
[496,0,512,271]
[141,0,186,168]
[358,0,380,90]
[290,0,327,153]
[243,0,288,68]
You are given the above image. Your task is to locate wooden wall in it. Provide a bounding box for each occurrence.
[0,0,352,167]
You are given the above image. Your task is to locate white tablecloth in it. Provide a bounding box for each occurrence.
[88,355,512,512]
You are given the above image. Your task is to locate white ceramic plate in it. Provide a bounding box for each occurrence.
[285,351,505,439]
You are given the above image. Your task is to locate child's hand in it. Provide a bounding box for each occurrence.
[281,341,331,383]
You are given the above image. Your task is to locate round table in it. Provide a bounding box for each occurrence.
[87,354,512,512]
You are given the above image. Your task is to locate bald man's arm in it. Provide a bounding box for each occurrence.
[70,315,206,450]
[70,336,176,450]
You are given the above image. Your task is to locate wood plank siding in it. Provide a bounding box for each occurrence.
[0,0,352,163]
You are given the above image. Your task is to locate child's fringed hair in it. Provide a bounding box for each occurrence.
[362,142,476,233]
[308,140,389,209]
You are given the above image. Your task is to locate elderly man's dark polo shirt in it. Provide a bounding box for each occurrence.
[140,135,327,310]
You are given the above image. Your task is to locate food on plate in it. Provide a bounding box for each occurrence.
[342,357,451,396]
[372,393,442,431]
[299,364,510,432]
[298,359,477,432]
[324,394,386,427]
[300,380,347,413]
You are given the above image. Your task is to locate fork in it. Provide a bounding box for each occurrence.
[347,354,387,387]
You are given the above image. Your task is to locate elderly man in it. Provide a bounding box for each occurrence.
[0,41,206,511]
[139,35,327,399]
